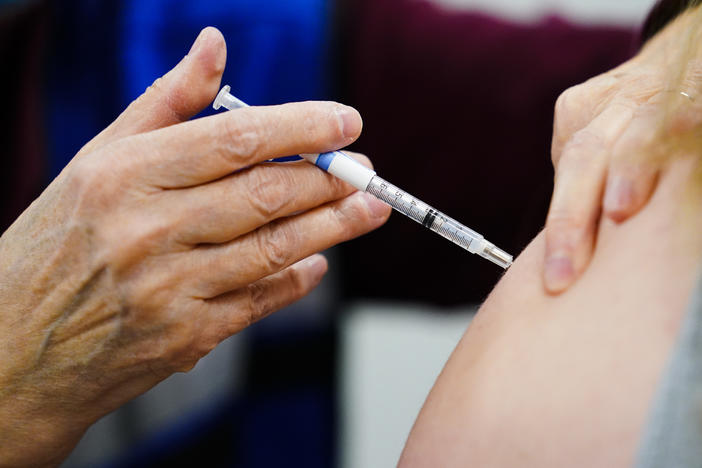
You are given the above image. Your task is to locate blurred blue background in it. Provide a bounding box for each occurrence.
[47,0,333,178]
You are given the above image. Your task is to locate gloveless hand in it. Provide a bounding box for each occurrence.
[545,6,702,293]
[0,27,390,466]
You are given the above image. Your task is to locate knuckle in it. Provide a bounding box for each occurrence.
[146,360,172,380]
[550,147,560,168]
[554,85,584,121]
[550,136,562,167]
[174,360,198,374]
[67,157,121,214]
[327,105,347,142]
[69,153,107,187]
[242,167,293,218]
[553,85,590,130]
[296,102,345,146]
[285,265,308,300]
[104,214,173,264]
[331,201,363,239]
[552,86,586,166]
[256,222,299,272]
[220,113,266,163]
[135,219,174,251]
[187,337,219,367]
[311,167,352,200]
[547,209,577,229]
[560,129,605,169]
[165,322,206,373]
[553,91,568,121]
[129,77,166,113]
[146,76,166,96]
[546,208,590,239]
[139,323,197,378]
[243,280,271,327]
[123,273,173,315]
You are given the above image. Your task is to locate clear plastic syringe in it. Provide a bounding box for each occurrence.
[213,86,513,269]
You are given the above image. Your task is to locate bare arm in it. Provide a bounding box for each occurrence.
[399,154,702,467]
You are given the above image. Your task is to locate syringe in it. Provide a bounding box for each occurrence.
[213,86,513,269]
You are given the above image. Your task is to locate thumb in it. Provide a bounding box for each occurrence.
[78,27,227,156]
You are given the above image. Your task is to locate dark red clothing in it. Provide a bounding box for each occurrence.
[0,3,48,234]
[337,0,637,304]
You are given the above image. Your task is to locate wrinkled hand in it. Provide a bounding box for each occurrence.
[544,8,702,293]
[0,27,390,466]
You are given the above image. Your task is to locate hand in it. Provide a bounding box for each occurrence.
[544,7,702,293]
[0,27,390,466]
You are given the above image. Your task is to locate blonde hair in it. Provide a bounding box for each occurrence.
[643,3,702,192]
[655,4,702,181]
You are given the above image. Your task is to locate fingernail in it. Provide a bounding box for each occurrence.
[299,254,328,283]
[544,254,575,293]
[188,28,209,55]
[336,105,362,140]
[359,192,391,219]
[605,176,634,208]
[604,175,633,215]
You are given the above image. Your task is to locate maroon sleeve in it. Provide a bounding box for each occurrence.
[335,0,636,305]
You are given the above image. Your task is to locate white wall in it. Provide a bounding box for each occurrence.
[340,304,475,468]
[430,0,652,24]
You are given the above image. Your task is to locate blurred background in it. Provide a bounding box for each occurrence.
[1,0,648,466]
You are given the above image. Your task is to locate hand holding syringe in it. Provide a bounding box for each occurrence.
[213,86,513,269]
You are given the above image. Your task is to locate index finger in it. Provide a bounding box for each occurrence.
[544,103,632,294]
[118,101,363,188]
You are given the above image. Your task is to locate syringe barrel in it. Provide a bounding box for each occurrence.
[365,176,484,253]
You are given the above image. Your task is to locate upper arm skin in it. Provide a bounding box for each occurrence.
[399,157,702,468]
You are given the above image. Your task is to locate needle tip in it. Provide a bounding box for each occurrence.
[483,243,513,269]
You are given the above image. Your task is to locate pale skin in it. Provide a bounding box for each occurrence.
[543,5,702,293]
[0,28,392,466]
[400,9,702,467]
[400,156,702,467]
